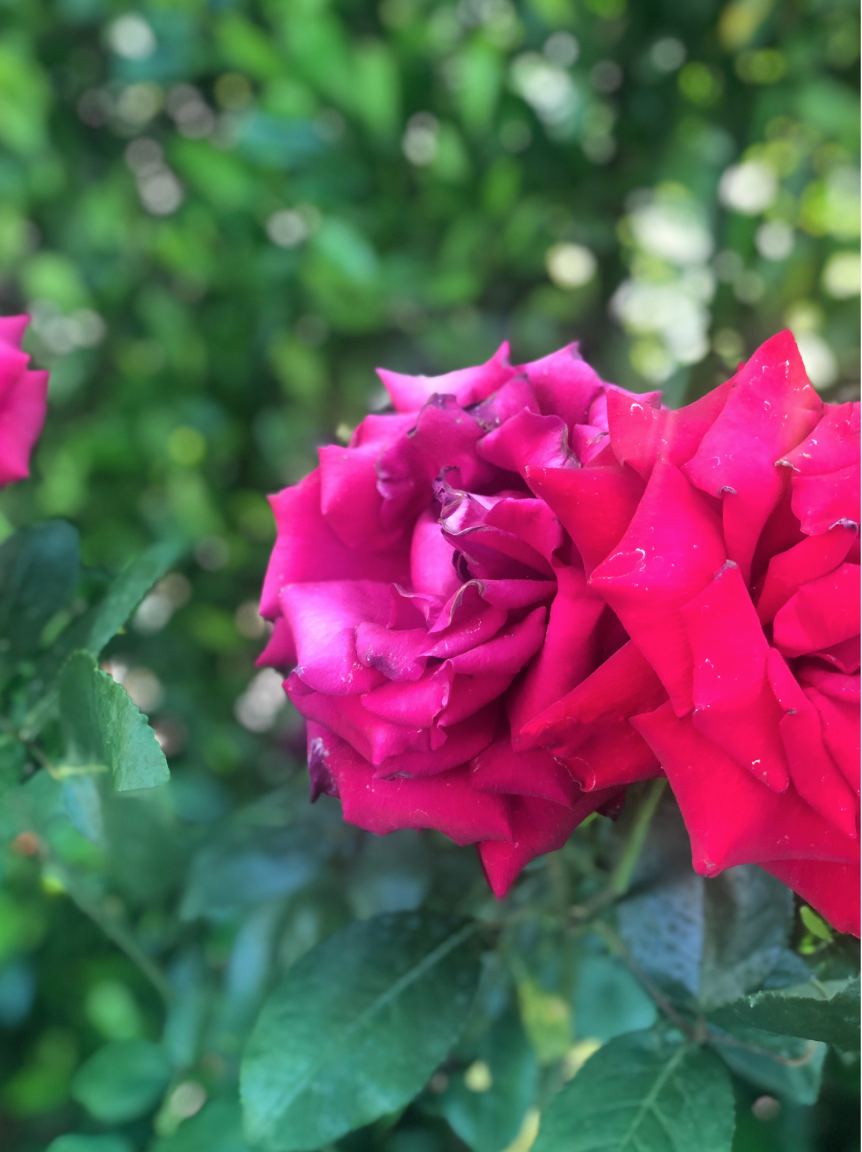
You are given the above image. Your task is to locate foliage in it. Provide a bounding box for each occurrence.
[0,0,859,1151]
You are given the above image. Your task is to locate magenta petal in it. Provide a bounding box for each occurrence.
[448,606,547,675]
[632,702,859,874]
[589,459,726,715]
[509,565,607,747]
[517,342,604,429]
[260,470,409,618]
[376,342,514,413]
[756,525,856,624]
[438,672,515,727]
[766,649,857,836]
[563,725,662,791]
[313,723,512,844]
[361,666,452,727]
[0,315,30,347]
[410,508,461,598]
[280,580,390,695]
[0,367,48,486]
[478,409,574,475]
[479,578,557,609]
[760,859,860,937]
[807,688,861,796]
[470,740,582,807]
[355,621,428,681]
[780,401,860,475]
[525,459,645,575]
[374,706,499,777]
[797,665,860,704]
[521,640,667,756]
[682,562,789,792]
[484,497,565,563]
[318,439,403,552]
[772,563,861,657]
[607,379,733,480]
[791,464,861,536]
[255,616,297,669]
[479,789,620,898]
[684,330,822,581]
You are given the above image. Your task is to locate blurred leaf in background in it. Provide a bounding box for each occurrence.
[0,0,858,1150]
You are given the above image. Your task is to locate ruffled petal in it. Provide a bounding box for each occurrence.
[772,563,860,658]
[684,331,822,581]
[260,470,409,618]
[0,367,49,486]
[517,342,605,430]
[589,459,726,715]
[478,409,574,474]
[377,342,514,413]
[631,702,859,874]
[791,463,861,536]
[470,740,582,807]
[525,459,645,574]
[779,401,860,475]
[682,562,789,792]
[756,525,856,624]
[807,688,861,796]
[607,379,733,480]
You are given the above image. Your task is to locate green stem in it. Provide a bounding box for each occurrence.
[610,777,667,898]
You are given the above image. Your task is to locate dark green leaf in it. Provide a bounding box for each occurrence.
[0,521,80,656]
[573,942,657,1042]
[46,1137,134,1152]
[431,1004,538,1152]
[58,650,169,791]
[532,1032,735,1152]
[152,1098,253,1152]
[617,798,793,1007]
[240,912,483,1151]
[70,1038,172,1124]
[713,1029,826,1105]
[711,978,860,1052]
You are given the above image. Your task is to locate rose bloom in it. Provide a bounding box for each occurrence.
[258,343,663,896]
[0,316,49,488]
[524,332,859,935]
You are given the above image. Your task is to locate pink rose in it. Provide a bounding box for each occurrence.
[0,316,49,487]
[259,343,661,895]
[528,332,860,935]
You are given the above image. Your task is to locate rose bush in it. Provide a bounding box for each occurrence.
[258,342,664,896]
[0,315,48,488]
[526,331,860,935]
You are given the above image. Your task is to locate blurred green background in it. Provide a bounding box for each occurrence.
[0,0,858,1149]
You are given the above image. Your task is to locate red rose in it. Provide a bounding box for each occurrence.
[258,343,662,896]
[0,316,49,488]
[527,332,860,935]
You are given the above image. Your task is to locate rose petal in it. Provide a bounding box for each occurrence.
[479,789,620,897]
[756,525,856,624]
[797,665,860,704]
[791,463,861,536]
[682,562,789,792]
[525,459,645,575]
[410,507,462,598]
[509,565,607,747]
[562,724,662,791]
[631,702,858,874]
[448,606,547,675]
[280,580,390,695]
[374,705,500,778]
[766,649,857,836]
[255,616,297,669]
[684,330,822,582]
[772,563,861,658]
[377,341,514,412]
[517,342,605,430]
[607,379,733,480]
[470,740,582,807]
[589,459,726,715]
[478,409,574,475]
[260,470,409,618]
[759,860,860,937]
[779,401,860,475]
[807,688,861,796]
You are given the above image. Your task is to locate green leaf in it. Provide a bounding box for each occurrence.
[617,797,793,1007]
[23,541,182,737]
[532,1032,735,1152]
[71,1038,172,1124]
[713,1029,826,1105]
[240,912,483,1151]
[430,1004,538,1152]
[152,1098,253,1152]
[58,651,169,791]
[0,520,80,656]
[711,978,860,1051]
[46,1137,134,1152]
